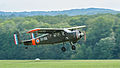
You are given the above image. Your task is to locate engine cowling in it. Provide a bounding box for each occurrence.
[75,30,84,39]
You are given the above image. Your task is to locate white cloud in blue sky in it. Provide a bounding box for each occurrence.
[0,0,120,11]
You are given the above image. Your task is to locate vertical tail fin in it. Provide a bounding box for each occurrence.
[14,32,21,45]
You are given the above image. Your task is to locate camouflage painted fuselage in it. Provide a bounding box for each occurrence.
[23,31,81,45]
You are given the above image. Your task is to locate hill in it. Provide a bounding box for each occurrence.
[1,14,120,59]
[0,8,120,17]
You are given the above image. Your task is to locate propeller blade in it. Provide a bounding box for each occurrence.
[84,31,86,42]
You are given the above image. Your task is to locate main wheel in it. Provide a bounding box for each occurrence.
[72,45,76,50]
[25,47,28,49]
[61,47,66,52]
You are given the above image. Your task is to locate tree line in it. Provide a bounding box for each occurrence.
[0,14,120,59]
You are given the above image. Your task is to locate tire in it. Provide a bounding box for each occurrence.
[61,47,66,52]
[72,45,76,50]
[25,47,28,49]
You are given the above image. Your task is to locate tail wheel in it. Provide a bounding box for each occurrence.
[72,45,76,50]
[61,47,66,52]
[25,47,28,49]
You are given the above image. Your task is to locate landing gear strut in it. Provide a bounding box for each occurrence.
[70,42,76,50]
[61,42,66,52]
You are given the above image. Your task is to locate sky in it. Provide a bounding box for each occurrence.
[0,0,120,12]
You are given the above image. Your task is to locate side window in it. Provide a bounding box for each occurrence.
[57,33,60,36]
[40,38,44,41]
[44,37,48,40]
[53,34,56,37]
[62,32,65,36]
[50,34,52,37]
[40,37,48,41]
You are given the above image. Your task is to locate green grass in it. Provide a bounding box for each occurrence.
[0,60,120,68]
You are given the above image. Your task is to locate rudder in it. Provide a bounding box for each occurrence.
[14,32,21,45]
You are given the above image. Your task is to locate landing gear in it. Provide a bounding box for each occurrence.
[25,47,28,49]
[61,47,66,52]
[71,45,76,50]
[61,42,76,52]
[61,42,66,52]
[70,42,76,50]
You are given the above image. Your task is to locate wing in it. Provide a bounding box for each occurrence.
[66,25,86,30]
[22,39,33,45]
[26,25,86,34]
[26,28,64,33]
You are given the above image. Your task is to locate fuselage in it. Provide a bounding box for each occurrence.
[23,31,81,45]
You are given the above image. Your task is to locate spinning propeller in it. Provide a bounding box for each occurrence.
[83,31,86,41]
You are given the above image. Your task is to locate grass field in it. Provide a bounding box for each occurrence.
[0,60,120,68]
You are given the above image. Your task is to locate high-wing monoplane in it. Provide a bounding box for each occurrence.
[14,25,86,52]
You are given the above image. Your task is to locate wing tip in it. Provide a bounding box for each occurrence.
[26,29,40,33]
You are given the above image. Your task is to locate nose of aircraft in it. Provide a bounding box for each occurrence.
[77,32,83,38]
[75,30,86,41]
[78,31,86,41]
[80,32,84,36]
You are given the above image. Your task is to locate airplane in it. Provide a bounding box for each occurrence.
[14,25,86,52]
